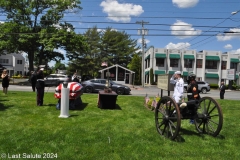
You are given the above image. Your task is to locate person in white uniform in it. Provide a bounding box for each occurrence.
[170,71,184,103]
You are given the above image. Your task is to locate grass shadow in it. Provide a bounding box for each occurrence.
[99,104,122,110]
[45,103,57,107]
[0,104,14,111]
[73,102,88,110]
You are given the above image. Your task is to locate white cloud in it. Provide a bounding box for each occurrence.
[171,20,202,39]
[236,49,240,54]
[54,48,66,55]
[216,28,240,41]
[0,21,4,24]
[165,42,191,50]
[224,44,232,49]
[100,0,144,22]
[49,48,67,67]
[97,28,117,33]
[172,0,199,8]
[52,23,72,32]
[229,49,240,54]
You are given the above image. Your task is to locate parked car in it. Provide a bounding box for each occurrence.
[81,78,131,95]
[183,81,210,94]
[44,74,71,86]
[196,81,210,94]
[81,75,93,82]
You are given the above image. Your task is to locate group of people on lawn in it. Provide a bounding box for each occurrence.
[29,69,81,107]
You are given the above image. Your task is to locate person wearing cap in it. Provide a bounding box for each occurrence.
[35,68,45,106]
[170,71,184,103]
[187,73,200,101]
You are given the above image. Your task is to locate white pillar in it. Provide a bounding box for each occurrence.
[59,83,70,118]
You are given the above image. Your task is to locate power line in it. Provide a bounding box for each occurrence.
[1,19,239,29]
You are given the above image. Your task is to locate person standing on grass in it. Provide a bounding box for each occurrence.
[1,69,10,95]
[170,71,184,103]
[35,68,45,106]
[30,71,37,92]
[219,81,226,99]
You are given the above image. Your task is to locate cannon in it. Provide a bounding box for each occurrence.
[155,96,223,140]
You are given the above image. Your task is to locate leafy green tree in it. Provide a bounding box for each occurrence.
[128,53,141,85]
[150,68,154,85]
[67,26,100,76]
[101,27,140,67]
[67,26,139,77]
[0,0,83,71]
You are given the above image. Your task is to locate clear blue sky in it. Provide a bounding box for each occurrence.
[2,0,240,67]
[75,0,240,52]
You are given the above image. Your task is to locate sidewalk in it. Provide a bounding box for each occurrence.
[125,84,157,90]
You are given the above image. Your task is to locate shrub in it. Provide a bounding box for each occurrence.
[145,96,160,110]
[210,83,219,89]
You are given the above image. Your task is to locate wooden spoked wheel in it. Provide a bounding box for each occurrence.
[194,97,223,137]
[155,96,181,140]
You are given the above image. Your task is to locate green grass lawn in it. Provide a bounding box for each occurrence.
[0,91,239,160]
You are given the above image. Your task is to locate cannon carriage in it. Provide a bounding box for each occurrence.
[155,96,223,140]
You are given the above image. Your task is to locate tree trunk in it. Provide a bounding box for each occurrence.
[28,51,34,71]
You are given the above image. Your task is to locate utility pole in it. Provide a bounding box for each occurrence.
[136,20,148,87]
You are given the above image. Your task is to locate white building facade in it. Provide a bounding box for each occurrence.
[144,46,240,86]
[0,53,26,77]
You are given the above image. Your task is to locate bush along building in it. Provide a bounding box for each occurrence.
[144,46,240,88]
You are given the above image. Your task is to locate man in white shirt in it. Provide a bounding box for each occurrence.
[170,71,184,103]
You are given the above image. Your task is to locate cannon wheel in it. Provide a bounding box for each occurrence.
[194,97,223,137]
[155,96,181,140]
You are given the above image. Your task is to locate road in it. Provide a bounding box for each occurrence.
[7,84,240,100]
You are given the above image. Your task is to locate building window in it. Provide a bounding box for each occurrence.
[17,60,22,64]
[16,71,22,75]
[206,60,218,69]
[230,62,238,71]
[196,59,202,68]
[221,61,227,70]
[184,59,192,68]
[156,58,164,67]
[170,59,178,67]
[0,59,9,64]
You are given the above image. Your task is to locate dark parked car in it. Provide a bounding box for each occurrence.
[183,81,210,94]
[44,74,71,86]
[81,79,131,95]
[81,75,93,82]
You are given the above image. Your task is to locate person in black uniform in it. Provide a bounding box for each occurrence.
[186,73,200,124]
[187,73,200,101]
[30,71,37,92]
[1,69,10,95]
[35,68,45,106]
[219,81,226,99]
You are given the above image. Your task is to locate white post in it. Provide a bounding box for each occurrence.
[59,82,70,118]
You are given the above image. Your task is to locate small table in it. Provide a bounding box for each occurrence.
[98,90,118,109]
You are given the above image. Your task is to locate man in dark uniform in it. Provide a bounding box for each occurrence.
[36,68,45,106]
[186,73,200,124]
[30,71,37,92]
[219,81,226,99]
[187,73,200,101]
